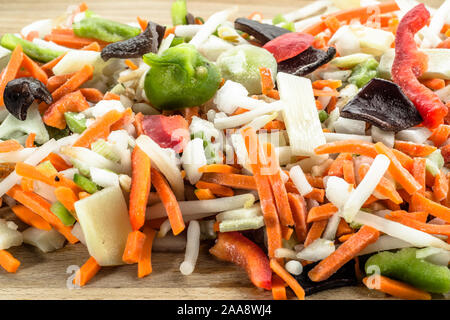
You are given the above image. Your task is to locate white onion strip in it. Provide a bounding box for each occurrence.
[180,220,200,275]
[289,165,313,196]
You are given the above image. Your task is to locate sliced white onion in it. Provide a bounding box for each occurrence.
[175,24,202,38]
[0,148,34,163]
[333,117,366,135]
[23,227,66,253]
[396,127,432,144]
[90,167,119,188]
[290,165,313,196]
[181,138,206,185]
[371,126,395,148]
[358,235,413,255]
[180,220,200,275]
[324,132,372,143]
[275,248,298,260]
[297,238,335,261]
[0,219,22,250]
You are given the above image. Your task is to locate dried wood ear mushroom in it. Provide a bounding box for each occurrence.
[277,46,336,77]
[234,18,290,44]
[3,77,52,120]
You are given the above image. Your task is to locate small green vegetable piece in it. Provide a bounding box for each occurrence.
[348,58,379,88]
[36,161,58,176]
[50,201,76,226]
[425,150,444,176]
[72,18,141,43]
[219,216,265,232]
[143,44,221,110]
[281,22,295,32]
[365,248,450,294]
[170,37,185,47]
[272,14,287,25]
[74,173,99,194]
[91,139,121,162]
[64,112,87,134]
[318,110,329,123]
[0,34,63,63]
[171,0,188,26]
[216,44,277,95]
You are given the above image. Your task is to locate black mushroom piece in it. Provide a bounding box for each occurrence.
[341,78,423,132]
[3,77,52,121]
[185,13,195,25]
[234,18,290,44]
[294,259,358,296]
[278,46,336,77]
[101,21,166,61]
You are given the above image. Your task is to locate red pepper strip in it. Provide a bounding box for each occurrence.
[391,4,447,129]
[209,232,272,290]
[262,32,314,63]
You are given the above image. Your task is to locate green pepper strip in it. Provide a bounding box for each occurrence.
[0,34,63,63]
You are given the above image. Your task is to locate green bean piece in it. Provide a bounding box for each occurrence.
[73,173,99,194]
[72,18,141,43]
[365,248,450,294]
[171,0,188,26]
[0,34,63,63]
[50,201,76,226]
[348,58,379,88]
[64,112,87,134]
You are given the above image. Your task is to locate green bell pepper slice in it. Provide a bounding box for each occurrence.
[50,201,76,226]
[171,0,188,26]
[0,34,63,63]
[72,17,141,43]
[73,173,99,194]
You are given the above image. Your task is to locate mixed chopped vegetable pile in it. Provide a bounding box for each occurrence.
[0,0,450,300]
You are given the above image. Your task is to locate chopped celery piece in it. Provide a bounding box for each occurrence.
[272,14,287,25]
[91,139,121,163]
[73,18,141,43]
[348,58,379,88]
[219,216,265,232]
[426,150,444,176]
[70,159,91,177]
[318,110,329,123]
[281,22,295,32]
[64,112,87,134]
[331,53,373,69]
[171,0,188,26]
[74,173,99,194]
[0,33,63,62]
[36,160,58,176]
[50,201,76,226]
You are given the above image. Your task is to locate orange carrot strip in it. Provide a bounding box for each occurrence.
[336,218,353,237]
[270,259,305,300]
[338,233,353,242]
[129,146,151,231]
[25,31,39,42]
[314,140,377,157]
[198,164,240,174]
[25,133,36,148]
[374,142,422,195]
[411,158,426,194]
[304,188,325,203]
[41,52,66,76]
[0,45,24,106]
[21,54,48,85]
[21,177,34,192]
[201,172,257,190]
[137,16,148,31]
[46,73,74,93]
[272,275,287,300]
[195,181,234,197]
[323,16,341,34]
[164,27,176,39]
[343,160,356,185]
[287,193,308,242]
[6,185,78,243]
[125,59,138,70]
[54,186,78,213]
[138,226,156,278]
[420,78,445,91]
[181,106,200,125]
[305,174,325,189]
[73,256,101,287]
[0,140,23,153]
[260,67,280,99]
[391,149,414,171]
[73,109,123,148]
[313,89,339,97]
[358,163,403,204]
[50,64,93,101]
[312,80,342,90]
[45,30,109,49]
[78,192,90,200]
[43,90,89,129]
[308,226,380,282]
[307,203,338,223]
[194,188,216,200]
[0,250,20,273]
[151,168,185,235]
[263,120,285,131]
[110,108,133,132]
[411,192,450,223]
[304,220,327,247]
[103,92,121,100]
[389,210,428,223]
[42,153,72,171]
[11,204,52,231]
[363,275,431,300]
[122,230,147,264]
[433,172,448,202]
[232,107,249,116]
[394,140,436,157]
[327,153,352,177]
[429,124,450,147]
[387,211,450,236]
[79,88,104,103]
[80,41,101,52]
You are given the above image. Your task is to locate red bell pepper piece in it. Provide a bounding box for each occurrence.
[209,231,272,290]
[391,4,447,129]
[141,115,190,153]
[263,32,314,63]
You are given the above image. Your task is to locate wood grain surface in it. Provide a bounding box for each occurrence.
[0,0,446,300]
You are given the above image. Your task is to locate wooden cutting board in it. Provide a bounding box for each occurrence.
[0,0,445,300]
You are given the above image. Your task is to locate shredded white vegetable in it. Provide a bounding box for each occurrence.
[289,165,313,196]
[180,220,200,275]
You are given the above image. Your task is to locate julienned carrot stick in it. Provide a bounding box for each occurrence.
[420,78,445,91]
[79,88,104,103]
[122,230,147,264]
[198,164,240,174]
[138,226,156,278]
[328,153,352,177]
[25,133,36,148]
[270,259,305,300]
[137,16,148,31]
[389,210,428,223]
[394,140,436,157]
[42,153,72,171]
[0,44,24,106]
[125,59,138,70]
[54,186,79,213]
[314,140,378,158]
[43,90,90,129]
[21,178,34,192]
[429,124,450,147]
[11,204,52,231]
[195,188,216,200]
[73,256,101,287]
[433,172,448,202]
[103,92,121,100]
[73,109,123,148]
[0,250,20,273]
[195,181,234,197]
[110,108,134,132]
[15,162,81,193]
[304,220,327,247]
[241,127,282,259]
[45,30,109,49]
[305,174,324,189]
[391,149,413,171]
[312,80,342,90]
[363,275,431,300]
[6,185,78,244]
[386,211,450,236]
[263,120,285,131]
[358,163,403,204]
[304,188,325,203]
[307,203,338,223]
[411,158,426,193]
[342,160,355,185]
[288,193,308,242]
[81,41,101,52]
[46,73,74,92]
[21,54,48,85]
[308,226,379,282]
[374,142,421,195]
[272,275,287,300]
[201,172,257,190]
[41,52,67,75]
[129,146,151,230]
[151,168,185,235]
[410,192,450,223]
[0,140,23,153]
[313,89,339,97]
[336,218,353,237]
[259,67,280,100]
